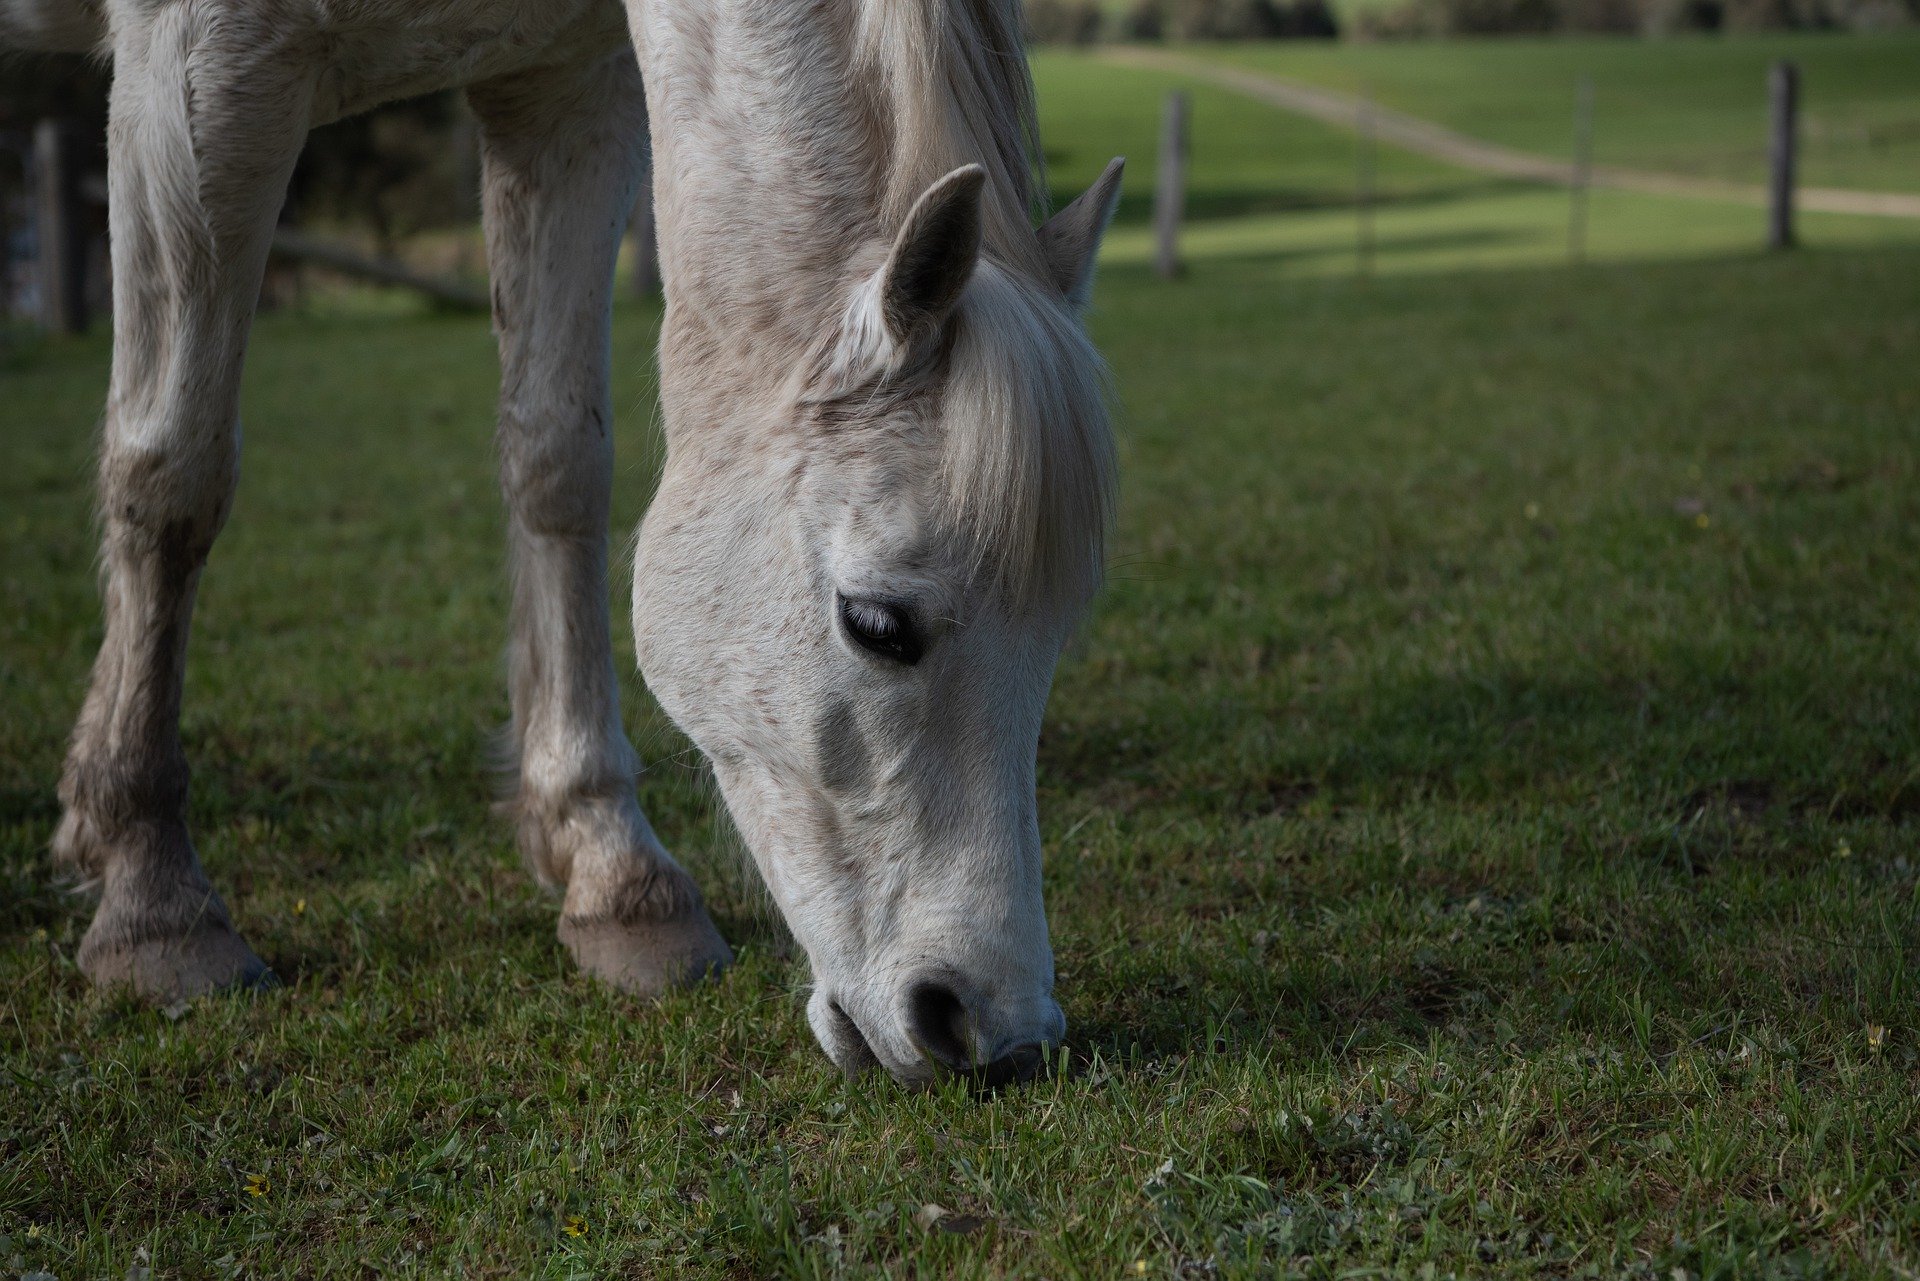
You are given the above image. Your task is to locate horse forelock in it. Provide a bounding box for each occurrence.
[805,259,1115,624]
[941,262,1115,621]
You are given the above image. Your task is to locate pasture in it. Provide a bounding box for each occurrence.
[1206,32,1920,193]
[6,33,1920,1280]
[1037,37,1920,276]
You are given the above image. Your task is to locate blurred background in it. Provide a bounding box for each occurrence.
[4,3,1916,331]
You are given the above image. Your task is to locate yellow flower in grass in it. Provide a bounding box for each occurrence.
[1867,1024,1888,1052]
[244,1173,270,1198]
[1694,512,1710,529]
[563,1215,588,1238]
[294,898,307,915]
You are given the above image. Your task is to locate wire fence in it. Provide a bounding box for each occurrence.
[3,55,1905,332]
[1140,56,1869,280]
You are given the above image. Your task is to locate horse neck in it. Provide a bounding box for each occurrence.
[631,0,879,360]
[630,0,1045,371]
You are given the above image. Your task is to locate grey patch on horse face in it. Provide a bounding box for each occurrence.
[815,697,874,796]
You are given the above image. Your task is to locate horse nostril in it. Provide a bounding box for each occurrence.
[904,979,974,1071]
[901,980,1061,1088]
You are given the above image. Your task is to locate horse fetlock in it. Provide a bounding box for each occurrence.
[57,752,192,870]
[514,789,657,895]
[51,799,110,884]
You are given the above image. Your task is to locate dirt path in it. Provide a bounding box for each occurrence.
[1099,47,1920,220]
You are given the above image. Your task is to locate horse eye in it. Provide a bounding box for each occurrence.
[838,594,923,665]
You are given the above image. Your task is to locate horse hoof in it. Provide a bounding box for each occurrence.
[79,924,276,1002]
[559,909,733,1000]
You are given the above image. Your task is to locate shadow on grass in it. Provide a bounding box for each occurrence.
[1047,613,1920,825]
[1066,900,1916,1073]
[1047,651,1919,1068]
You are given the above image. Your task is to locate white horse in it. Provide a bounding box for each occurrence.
[8,0,1122,1087]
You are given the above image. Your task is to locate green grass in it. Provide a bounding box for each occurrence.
[6,51,1920,1279]
[1201,32,1920,194]
[7,244,1920,1280]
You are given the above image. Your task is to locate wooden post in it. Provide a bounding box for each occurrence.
[1356,93,1375,279]
[452,105,481,224]
[1153,91,1187,281]
[0,158,15,325]
[1569,75,1593,264]
[1768,60,1798,252]
[34,118,88,335]
[629,164,660,298]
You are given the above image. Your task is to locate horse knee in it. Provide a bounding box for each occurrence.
[498,407,613,538]
[98,433,239,566]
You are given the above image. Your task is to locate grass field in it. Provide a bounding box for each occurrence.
[1204,33,1920,194]
[1031,45,1920,279]
[7,44,1920,1281]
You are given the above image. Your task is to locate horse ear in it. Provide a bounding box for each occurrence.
[1036,157,1124,311]
[880,164,987,344]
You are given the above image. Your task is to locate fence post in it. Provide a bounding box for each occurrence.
[34,117,88,335]
[1153,91,1187,281]
[629,169,660,298]
[0,158,15,324]
[1569,75,1593,264]
[1356,92,1376,279]
[1768,60,1798,252]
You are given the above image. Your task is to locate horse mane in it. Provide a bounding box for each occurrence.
[851,0,1050,282]
[840,0,1114,617]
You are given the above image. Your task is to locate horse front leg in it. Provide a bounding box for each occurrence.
[469,50,731,997]
[56,17,312,999]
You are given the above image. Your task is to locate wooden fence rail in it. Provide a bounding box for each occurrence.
[268,229,488,311]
